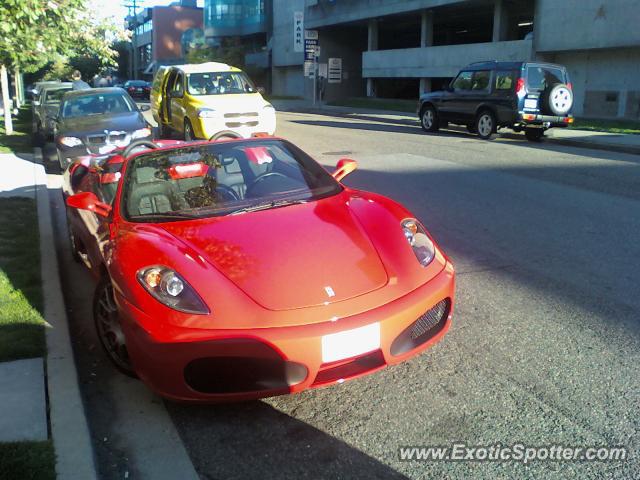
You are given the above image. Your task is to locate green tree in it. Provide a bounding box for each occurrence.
[0,0,117,134]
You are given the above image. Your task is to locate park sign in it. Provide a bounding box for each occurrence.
[294,12,304,53]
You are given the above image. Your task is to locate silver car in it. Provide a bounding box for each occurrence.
[33,83,72,144]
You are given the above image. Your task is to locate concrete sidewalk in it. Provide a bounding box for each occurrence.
[271,99,640,155]
[0,151,97,479]
[0,153,48,445]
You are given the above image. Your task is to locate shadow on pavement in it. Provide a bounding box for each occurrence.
[167,400,409,480]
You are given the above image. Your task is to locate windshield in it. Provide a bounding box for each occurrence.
[526,65,566,91]
[122,140,341,222]
[186,71,255,96]
[44,88,71,104]
[61,92,134,118]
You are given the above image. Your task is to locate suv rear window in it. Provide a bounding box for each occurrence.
[526,66,565,91]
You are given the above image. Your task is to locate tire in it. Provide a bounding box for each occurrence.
[543,83,573,116]
[184,119,196,141]
[34,122,45,147]
[525,127,545,142]
[93,277,136,377]
[420,105,439,132]
[66,218,82,263]
[475,110,495,140]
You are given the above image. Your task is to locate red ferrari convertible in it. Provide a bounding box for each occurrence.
[63,136,455,402]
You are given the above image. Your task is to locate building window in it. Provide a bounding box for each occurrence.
[135,19,153,36]
[205,0,265,28]
[139,44,152,68]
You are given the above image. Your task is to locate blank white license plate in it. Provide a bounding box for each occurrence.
[524,99,538,109]
[322,323,380,363]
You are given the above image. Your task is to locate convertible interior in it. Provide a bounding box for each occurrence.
[125,145,309,217]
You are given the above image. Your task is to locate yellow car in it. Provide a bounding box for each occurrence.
[150,62,276,140]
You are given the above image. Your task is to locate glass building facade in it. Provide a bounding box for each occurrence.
[204,0,267,38]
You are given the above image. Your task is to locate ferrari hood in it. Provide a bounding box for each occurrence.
[160,195,389,311]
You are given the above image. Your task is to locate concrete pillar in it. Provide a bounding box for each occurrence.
[618,90,628,118]
[367,19,378,98]
[419,78,432,95]
[368,19,379,51]
[493,0,508,42]
[367,78,376,98]
[420,10,434,48]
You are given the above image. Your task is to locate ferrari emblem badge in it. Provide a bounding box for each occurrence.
[324,286,336,298]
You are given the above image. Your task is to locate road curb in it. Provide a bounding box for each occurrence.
[35,149,98,480]
[544,137,640,156]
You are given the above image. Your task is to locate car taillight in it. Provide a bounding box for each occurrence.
[567,82,573,91]
[516,78,525,95]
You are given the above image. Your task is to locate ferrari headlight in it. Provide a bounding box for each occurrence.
[131,127,152,140]
[401,218,435,267]
[198,108,217,118]
[137,266,209,314]
[59,136,83,147]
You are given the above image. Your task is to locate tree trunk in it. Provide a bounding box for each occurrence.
[1,64,13,135]
[13,68,22,108]
[13,68,21,109]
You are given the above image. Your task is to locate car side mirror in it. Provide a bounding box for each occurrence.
[139,104,150,112]
[66,192,112,218]
[33,100,41,107]
[332,158,357,182]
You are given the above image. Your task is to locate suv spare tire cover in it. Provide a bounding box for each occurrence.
[545,83,573,116]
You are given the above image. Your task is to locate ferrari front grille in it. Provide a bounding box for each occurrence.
[390,298,451,356]
[410,299,449,340]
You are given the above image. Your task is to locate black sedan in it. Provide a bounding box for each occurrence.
[124,80,151,100]
[54,88,152,170]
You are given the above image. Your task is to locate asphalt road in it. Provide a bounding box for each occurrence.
[48,110,640,479]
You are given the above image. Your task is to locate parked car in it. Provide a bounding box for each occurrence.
[61,135,455,402]
[54,88,152,170]
[418,61,574,142]
[27,80,61,100]
[150,62,276,141]
[32,82,72,144]
[124,80,151,100]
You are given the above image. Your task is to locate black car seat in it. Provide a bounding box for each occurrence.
[128,167,186,215]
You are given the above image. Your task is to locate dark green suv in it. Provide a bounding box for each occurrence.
[418,61,574,142]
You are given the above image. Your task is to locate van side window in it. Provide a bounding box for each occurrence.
[172,73,184,96]
[471,71,490,91]
[452,71,473,91]
[495,71,515,91]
